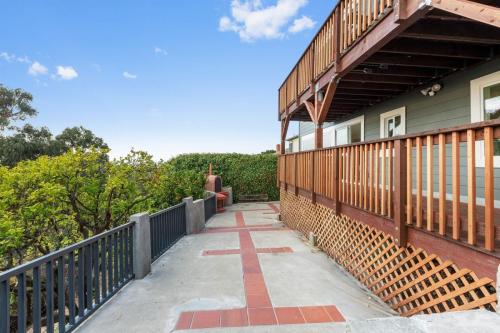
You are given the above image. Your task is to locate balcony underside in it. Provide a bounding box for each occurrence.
[288,8,500,123]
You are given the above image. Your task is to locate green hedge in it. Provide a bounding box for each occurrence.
[167,152,278,202]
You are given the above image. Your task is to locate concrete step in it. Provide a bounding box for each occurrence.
[346,310,500,333]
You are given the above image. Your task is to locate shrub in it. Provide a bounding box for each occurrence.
[167,151,278,202]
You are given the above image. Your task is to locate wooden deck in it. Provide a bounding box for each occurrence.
[278,0,500,149]
[278,121,500,280]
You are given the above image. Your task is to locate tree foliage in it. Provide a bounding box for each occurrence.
[167,152,278,201]
[0,149,206,271]
[0,85,37,131]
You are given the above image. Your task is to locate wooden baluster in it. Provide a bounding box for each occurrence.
[358,145,366,208]
[374,0,379,21]
[388,140,393,218]
[467,129,476,245]
[342,147,346,202]
[407,138,413,225]
[381,141,386,216]
[340,148,344,202]
[484,127,494,251]
[394,139,408,247]
[452,132,460,240]
[426,135,434,232]
[379,0,384,15]
[347,147,350,203]
[438,134,446,235]
[375,143,380,214]
[333,149,340,214]
[416,137,422,228]
[357,0,361,38]
[363,144,368,210]
[354,145,359,207]
[369,143,374,212]
[368,0,372,26]
[349,146,356,205]
[362,0,367,32]
[347,0,352,46]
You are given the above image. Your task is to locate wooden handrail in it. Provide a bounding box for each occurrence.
[278,0,394,114]
[280,119,500,156]
[278,121,500,253]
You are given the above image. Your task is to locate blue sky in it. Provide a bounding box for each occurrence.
[0,0,332,159]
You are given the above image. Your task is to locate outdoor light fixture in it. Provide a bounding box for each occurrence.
[420,83,443,97]
[317,89,325,102]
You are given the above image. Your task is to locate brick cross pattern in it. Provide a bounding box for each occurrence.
[175,205,345,330]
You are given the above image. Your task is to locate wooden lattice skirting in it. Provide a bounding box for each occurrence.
[280,189,497,316]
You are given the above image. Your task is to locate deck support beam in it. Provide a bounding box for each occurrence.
[431,0,500,29]
[280,115,291,154]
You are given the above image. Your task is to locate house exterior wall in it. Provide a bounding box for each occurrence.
[297,58,500,201]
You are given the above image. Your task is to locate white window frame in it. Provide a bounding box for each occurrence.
[379,107,406,138]
[332,115,365,146]
[470,70,500,167]
[300,132,315,151]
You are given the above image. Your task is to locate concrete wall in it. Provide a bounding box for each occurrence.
[132,196,208,279]
[297,58,500,201]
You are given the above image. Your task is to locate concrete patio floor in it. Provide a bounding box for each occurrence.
[76,202,394,333]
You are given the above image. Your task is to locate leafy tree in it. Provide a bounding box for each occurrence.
[0,85,37,131]
[0,149,208,271]
[0,124,62,166]
[55,126,108,151]
[0,125,109,167]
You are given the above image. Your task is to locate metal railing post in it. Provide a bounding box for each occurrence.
[131,213,151,279]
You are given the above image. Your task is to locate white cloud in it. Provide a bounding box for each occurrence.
[218,0,310,42]
[28,61,48,76]
[0,52,31,63]
[123,71,137,79]
[56,66,78,80]
[288,15,316,34]
[154,47,168,56]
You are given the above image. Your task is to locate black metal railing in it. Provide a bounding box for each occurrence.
[0,222,134,333]
[149,203,186,262]
[204,193,216,222]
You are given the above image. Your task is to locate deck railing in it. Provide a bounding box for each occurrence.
[278,120,500,253]
[150,202,187,262]
[204,193,217,222]
[0,222,134,333]
[278,0,393,114]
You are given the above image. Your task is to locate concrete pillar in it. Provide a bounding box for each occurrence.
[131,213,151,279]
[223,186,233,206]
[183,197,205,234]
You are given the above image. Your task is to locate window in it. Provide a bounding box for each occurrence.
[323,126,335,148]
[331,115,364,146]
[300,133,314,151]
[471,71,500,167]
[380,107,406,138]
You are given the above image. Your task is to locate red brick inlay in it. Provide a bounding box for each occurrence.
[221,308,248,327]
[175,210,345,330]
[235,211,245,227]
[203,247,293,256]
[275,307,305,325]
[268,203,280,213]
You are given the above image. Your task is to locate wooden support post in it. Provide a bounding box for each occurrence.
[333,149,340,215]
[315,124,323,149]
[311,151,316,204]
[394,139,408,247]
[394,0,408,22]
[294,154,299,196]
